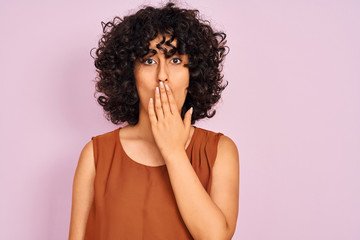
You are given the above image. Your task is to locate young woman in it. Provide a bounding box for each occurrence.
[69,2,239,240]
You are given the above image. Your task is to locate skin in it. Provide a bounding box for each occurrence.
[68,33,239,240]
[125,33,194,161]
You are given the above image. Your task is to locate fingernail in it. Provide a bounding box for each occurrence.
[156,87,159,94]
[165,83,170,91]
[190,107,193,114]
[159,81,164,88]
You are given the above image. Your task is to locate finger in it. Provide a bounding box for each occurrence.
[183,107,193,132]
[154,86,164,121]
[159,81,171,117]
[148,97,158,125]
[164,83,178,114]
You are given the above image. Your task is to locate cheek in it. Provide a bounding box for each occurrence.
[172,82,189,107]
[134,74,153,96]
[136,83,154,102]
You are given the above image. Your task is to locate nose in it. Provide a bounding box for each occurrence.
[157,60,168,83]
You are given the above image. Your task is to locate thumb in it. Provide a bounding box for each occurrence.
[183,107,193,132]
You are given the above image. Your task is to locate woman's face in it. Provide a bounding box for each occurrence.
[134,34,190,115]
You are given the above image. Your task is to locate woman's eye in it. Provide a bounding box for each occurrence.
[171,58,182,64]
[143,58,182,65]
[144,59,155,65]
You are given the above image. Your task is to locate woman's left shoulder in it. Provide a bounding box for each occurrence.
[213,133,239,178]
[196,126,238,155]
[197,127,237,148]
[217,134,239,156]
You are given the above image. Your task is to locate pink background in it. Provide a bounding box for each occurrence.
[1,0,359,239]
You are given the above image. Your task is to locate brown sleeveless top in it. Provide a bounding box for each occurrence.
[84,126,223,240]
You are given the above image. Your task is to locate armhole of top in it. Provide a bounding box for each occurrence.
[91,136,97,171]
[209,132,224,169]
[206,132,224,194]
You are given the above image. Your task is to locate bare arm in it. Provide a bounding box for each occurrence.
[68,140,96,240]
[164,135,239,240]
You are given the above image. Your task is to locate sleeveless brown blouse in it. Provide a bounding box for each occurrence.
[84,126,223,240]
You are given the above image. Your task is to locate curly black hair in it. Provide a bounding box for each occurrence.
[92,1,229,125]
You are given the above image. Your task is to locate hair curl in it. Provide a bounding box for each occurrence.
[91,1,229,125]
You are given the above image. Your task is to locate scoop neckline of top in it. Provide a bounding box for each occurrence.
[115,126,198,168]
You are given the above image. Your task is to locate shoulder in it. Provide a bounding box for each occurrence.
[195,127,237,151]
[92,128,119,141]
[214,134,239,170]
[194,127,238,162]
[78,140,95,170]
[218,135,238,156]
[82,139,94,154]
[73,139,96,188]
[90,128,120,151]
[194,126,223,141]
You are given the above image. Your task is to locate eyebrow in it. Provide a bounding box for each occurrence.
[144,49,180,58]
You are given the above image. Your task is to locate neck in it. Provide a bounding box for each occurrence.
[130,106,157,144]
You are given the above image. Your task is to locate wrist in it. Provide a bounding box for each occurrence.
[162,148,188,163]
